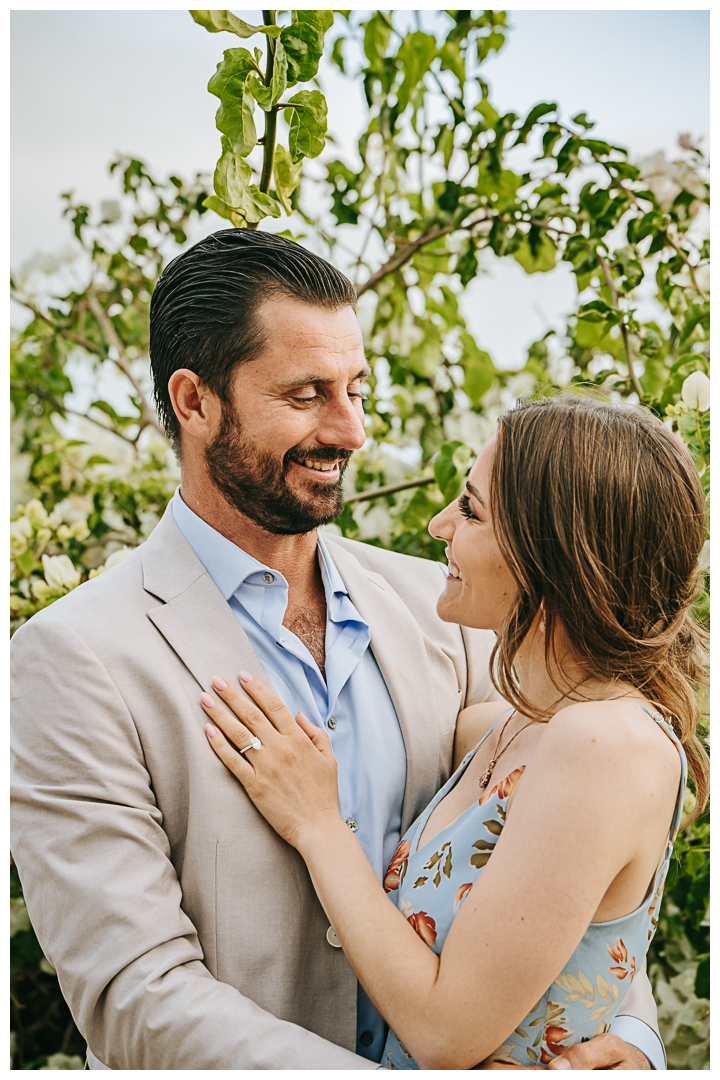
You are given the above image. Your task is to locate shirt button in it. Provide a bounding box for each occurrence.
[262,572,274,584]
[328,716,337,730]
[326,926,342,948]
[346,819,359,832]
[359,1031,374,1047]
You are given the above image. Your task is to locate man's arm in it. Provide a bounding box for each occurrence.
[11,617,375,1070]
[547,963,663,1070]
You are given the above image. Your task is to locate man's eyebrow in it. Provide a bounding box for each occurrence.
[274,366,371,391]
[465,481,487,509]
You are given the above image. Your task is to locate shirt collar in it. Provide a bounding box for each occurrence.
[171,488,351,612]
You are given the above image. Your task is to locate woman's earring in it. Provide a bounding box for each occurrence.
[540,619,545,633]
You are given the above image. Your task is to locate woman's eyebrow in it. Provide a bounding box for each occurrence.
[465,481,487,509]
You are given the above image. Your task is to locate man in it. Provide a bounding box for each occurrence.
[11,230,663,1069]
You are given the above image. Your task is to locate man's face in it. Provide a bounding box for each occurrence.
[204,296,369,535]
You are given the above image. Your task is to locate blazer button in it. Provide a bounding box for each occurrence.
[326,926,342,948]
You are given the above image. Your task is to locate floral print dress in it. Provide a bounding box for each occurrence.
[381,705,686,1069]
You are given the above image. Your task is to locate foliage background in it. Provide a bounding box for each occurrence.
[10,9,709,1069]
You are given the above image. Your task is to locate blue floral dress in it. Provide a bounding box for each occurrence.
[381,705,686,1068]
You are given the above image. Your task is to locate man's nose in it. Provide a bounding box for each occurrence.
[315,396,367,451]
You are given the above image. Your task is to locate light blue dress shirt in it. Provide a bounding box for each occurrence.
[172,489,405,1061]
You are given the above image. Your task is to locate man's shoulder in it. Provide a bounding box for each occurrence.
[323,533,446,585]
[12,546,149,649]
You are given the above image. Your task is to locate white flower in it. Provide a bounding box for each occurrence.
[69,519,90,541]
[10,517,33,542]
[39,1052,84,1070]
[10,896,31,937]
[41,553,81,592]
[25,499,48,525]
[698,540,710,574]
[88,546,133,579]
[100,200,122,224]
[35,528,52,543]
[681,371,710,412]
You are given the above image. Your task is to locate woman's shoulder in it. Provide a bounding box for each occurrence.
[541,697,683,789]
[452,700,512,770]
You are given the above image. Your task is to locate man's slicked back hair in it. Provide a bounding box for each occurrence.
[149,229,357,446]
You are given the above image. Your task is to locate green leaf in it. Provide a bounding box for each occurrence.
[362,11,393,65]
[281,11,332,85]
[461,334,495,405]
[330,36,346,73]
[15,550,36,578]
[540,125,563,158]
[210,137,281,223]
[396,31,436,112]
[513,231,558,274]
[285,90,328,162]
[190,10,282,39]
[694,953,709,1000]
[572,111,595,130]
[434,441,464,501]
[208,49,258,156]
[512,101,557,146]
[273,144,302,214]
[438,39,464,84]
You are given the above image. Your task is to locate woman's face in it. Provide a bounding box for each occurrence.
[429,436,517,629]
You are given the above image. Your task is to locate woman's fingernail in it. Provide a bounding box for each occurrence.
[551,1060,572,1070]
[201,693,216,709]
[212,676,228,692]
[238,670,253,682]
[205,723,217,737]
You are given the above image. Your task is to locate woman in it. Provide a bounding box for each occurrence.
[200,396,708,1069]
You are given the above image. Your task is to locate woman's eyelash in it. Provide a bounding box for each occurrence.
[458,493,476,520]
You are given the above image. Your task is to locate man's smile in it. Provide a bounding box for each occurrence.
[290,458,342,478]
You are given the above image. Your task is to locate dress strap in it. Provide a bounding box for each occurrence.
[636,704,688,853]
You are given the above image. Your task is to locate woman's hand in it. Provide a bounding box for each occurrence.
[201,671,342,849]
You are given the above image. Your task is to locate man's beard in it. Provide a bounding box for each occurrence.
[204,404,353,535]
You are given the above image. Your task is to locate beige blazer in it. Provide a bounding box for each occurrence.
[10,507,658,1069]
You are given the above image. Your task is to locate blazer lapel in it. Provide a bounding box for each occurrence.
[140,506,272,698]
[325,538,449,834]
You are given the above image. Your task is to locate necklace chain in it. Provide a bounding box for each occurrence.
[478,710,539,790]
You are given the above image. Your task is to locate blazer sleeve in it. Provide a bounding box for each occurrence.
[615,958,662,1039]
[10,617,376,1070]
[460,623,504,707]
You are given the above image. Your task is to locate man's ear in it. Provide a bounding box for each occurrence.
[168,369,221,441]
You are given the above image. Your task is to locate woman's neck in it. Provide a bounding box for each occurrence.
[512,626,636,717]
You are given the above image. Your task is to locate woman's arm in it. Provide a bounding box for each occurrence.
[203,677,675,1070]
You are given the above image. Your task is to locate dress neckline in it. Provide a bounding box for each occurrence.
[412,708,514,857]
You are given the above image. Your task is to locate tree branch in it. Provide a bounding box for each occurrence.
[346,474,435,505]
[256,10,278,201]
[10,380,140,445]
[596,251,644,400]
[12,293,103,356]
[85,293,166,437]
[356,222,457,297]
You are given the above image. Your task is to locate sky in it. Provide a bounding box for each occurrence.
[10,8,710,368]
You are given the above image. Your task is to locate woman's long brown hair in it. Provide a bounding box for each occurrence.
[488,395,708,824]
